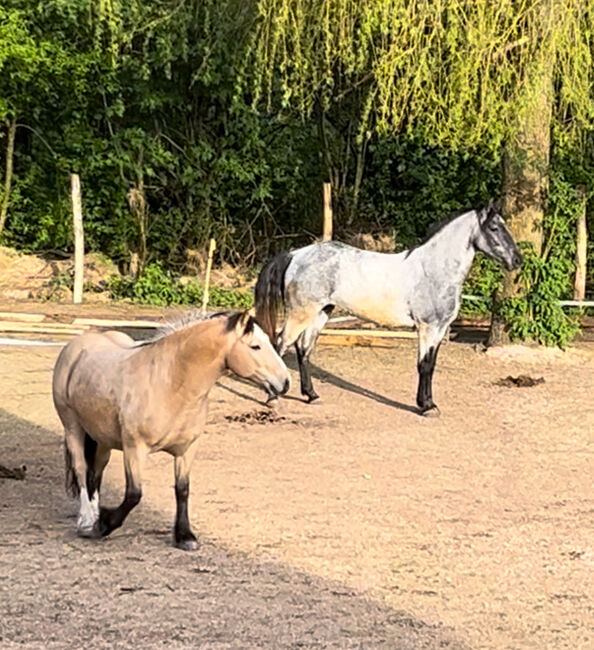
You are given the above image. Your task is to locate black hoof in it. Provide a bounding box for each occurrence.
[95,507,117,538]
[175,530,198,551]
[304,391,320,403]
[420,405,441,418]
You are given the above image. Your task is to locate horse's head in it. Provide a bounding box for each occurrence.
[473,202,522,271]
[225,311,290,397]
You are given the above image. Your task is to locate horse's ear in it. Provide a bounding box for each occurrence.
[234,310,255,337]
[480,200,499,224]
[487,199,502,220]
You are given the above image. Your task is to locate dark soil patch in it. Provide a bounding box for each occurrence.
[494,374,545,388]
[224,409,297,425]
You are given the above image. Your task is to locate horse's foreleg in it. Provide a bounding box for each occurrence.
[95,440,146,538]
[173,439,200,551]
[416,322,449,416]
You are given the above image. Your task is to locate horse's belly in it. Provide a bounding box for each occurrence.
[133,400,208,454]
[80,416,122,449]
[335,290,414,327]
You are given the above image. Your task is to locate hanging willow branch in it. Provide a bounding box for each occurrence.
[243,0,594,150]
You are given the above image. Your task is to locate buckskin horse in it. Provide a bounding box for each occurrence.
[53,311,290,550]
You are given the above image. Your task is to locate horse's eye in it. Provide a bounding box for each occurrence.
[489,223,498,232]
[250,344,261,351]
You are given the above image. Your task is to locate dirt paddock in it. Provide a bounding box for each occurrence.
[0,335,593,649]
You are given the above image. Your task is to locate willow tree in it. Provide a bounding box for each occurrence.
[243,0,594,344]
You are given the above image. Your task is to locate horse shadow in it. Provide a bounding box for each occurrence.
[220,357,419,414]
[305,360,419,414]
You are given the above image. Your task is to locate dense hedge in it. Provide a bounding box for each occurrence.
[1,1,592,344]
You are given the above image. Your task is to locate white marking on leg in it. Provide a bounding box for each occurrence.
[77,488,98,537]
[90,490,99,520]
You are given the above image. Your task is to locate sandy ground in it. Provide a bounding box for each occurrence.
[1,334,593,649]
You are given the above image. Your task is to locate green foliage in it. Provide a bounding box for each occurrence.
[108,262,184,306]
[493,172,586,346]
[108,262,253,308]
[247,1,594,150]
[0,0,592,346]
[497,245,580,347]
[0,0,321,264]
[358,137,501,245]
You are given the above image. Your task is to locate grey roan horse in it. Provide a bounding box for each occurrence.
[255,203,522,416]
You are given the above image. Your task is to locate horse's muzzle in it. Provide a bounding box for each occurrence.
[267,377,290,397]
[508,251,522,271]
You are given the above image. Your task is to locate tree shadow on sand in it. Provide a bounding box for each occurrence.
[0,408,467,649]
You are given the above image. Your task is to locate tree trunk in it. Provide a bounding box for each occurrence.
[352,131,370,216]
[0,117,17,236]
[573,187,588,301]
[488,62,553,346]
[127,177,147,278]
[71,173,85,304]
[322,182,333,241]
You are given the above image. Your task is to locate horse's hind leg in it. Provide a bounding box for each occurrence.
[295,306,333,402]
[172,438,200,551]
[275,307,323,357]
[62,415,98,536]
[96,439,146,538]
[87,443,111,521]
[416,321,449,416]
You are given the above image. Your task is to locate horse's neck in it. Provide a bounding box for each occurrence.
[149,323,227,399]
[180,326,228,395]
[415,212,477,284]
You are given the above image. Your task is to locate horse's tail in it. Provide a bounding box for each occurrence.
[64,443,78,497]
[255,251,293,342]
[64,432,98,497]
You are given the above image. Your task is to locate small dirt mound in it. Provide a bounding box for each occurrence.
[495,375,545,388]
[224,409,296,425]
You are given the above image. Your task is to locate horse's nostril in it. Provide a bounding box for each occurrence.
[283,378,290,394]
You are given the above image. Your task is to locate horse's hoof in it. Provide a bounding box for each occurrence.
[175,538,199,551]
[421,405,441,418]
[76,523,96,538]
[94,507,117,537]
[305,392,320,403]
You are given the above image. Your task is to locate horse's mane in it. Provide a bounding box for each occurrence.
[135,310,250,347]
[404,206,482,258]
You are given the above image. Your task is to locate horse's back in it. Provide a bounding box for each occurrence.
[52,330,135,408]
[284,241,412,324]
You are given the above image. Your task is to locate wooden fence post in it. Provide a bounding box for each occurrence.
[574,187,588,301]
[71,173,84,304]
[322,182,333,241]
[201,238,217,314]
